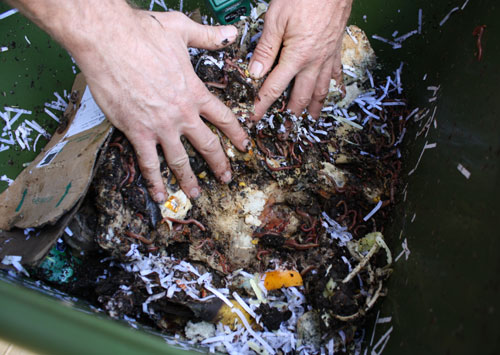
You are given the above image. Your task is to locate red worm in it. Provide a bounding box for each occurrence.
[194,238,214,250]
[256,249,271,261]
[283,239,319,250]
[127,156,136,185]
[265,159,299,171]
[473,25,487,61]
[163,217,206,232]
[125,231,153,245]
[109,142,124,153]
[205,81,228,89]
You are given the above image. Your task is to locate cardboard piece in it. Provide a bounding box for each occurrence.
[0,74,112,229]
[0,73,113,265]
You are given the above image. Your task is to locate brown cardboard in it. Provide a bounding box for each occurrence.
[0,73,113,230]
[0,73,113,266]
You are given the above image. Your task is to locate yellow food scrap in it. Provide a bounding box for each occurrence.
[263,270,303,291]
[164,196,180,213]
[245,69,250,77]
[239,182,247,187]
[216,300,256,330]
[251,239,259,245]
[198,171,207,179]
[373,196,381,203]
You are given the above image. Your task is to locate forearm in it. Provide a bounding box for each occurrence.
[5,0,132,57]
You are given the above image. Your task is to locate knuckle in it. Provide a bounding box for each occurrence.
[254,40,277,60]
[295,96,312,108]
[197,133,220,155]
[168,154,190,172]
[139,159,160,175]
[314,87,330,101]
[265,84,284,100]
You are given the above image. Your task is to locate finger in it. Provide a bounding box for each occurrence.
[199,92,249,152]
[173,12,238,50]
[308,60,334,119]
[252,63,298,121]
[287,66,321,117]
[128,137,166,203]
[331,44,345,97]
[159,135,200,199]
[183,122,232,184]
[248,13,285,79]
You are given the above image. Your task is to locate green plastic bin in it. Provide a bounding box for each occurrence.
[1,0,499,354]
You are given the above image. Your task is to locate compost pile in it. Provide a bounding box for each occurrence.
[36,7,411,355]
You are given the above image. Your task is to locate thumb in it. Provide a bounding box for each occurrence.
[248,20,284,79]
[184,18,239,50]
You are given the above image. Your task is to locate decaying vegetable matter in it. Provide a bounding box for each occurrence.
[41,5,414,354]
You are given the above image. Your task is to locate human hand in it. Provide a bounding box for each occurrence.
[68,8,249,202]
[249,0,352,120]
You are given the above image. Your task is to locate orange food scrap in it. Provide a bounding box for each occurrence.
[164,196,179,213]
[263,270,303,291]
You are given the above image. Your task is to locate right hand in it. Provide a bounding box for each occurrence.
[70,9,249,202]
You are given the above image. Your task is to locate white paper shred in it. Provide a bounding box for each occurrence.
[408,141,436,175]
[418,9,423,34]
[363,200,383,222]
[371,326,393,355]
[457,163,471,179]
[395,238,411,262]
[461,0,470,10]
[149,0,168,11]
[0,174,14,186]
[346,26,358,44]
[2,255,30,276]
[322,212,353,246]
[439,7,459,27]
[0,8,18,20]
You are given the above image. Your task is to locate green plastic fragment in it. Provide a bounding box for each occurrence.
[38,243,76,284]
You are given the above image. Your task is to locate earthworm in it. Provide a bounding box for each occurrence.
[194,238,214,250]
[300,265,318,276]
[127,156,136,185]
[353,224,368,237]
[253,231,282,238]
[296,208,316,232]
[300,218,317,233]
[109,142,124,153]
[256,249,271,261]
[473,25,486,61]
[224,58,246,77]
[336,200,349,220]
[256,134,275,158]
[283,239,319,250]
[205,81,228,89]
[289,142,302,164]
[147,246,159,253]
[119,160,130,188]
[279,100,286,112]
[163,216,206,232]
[265,160,298,171]
[125,231,153,245]
[214,250,230,273]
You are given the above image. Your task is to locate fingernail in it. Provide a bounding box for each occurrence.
[221,171,232,184]
[190,187,200,199]
[249,61,263,79]
[221,26,237,41]
[155,192,166,203]
[242,139,250,152]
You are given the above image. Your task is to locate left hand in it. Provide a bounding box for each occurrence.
[248,0,352,120]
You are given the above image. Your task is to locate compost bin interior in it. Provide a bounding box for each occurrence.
[0,0,499,354]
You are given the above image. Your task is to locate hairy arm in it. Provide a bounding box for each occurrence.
[6,0,249,201]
